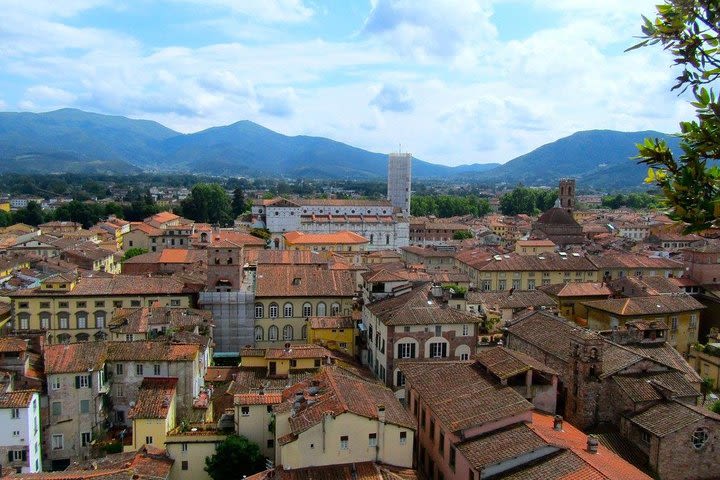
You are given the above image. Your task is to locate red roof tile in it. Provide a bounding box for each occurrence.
[128,377,177,419]
[44,342,107,374]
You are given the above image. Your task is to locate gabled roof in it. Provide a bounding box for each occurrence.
[582,295,705,316]
[0,390,36,409]
[399,360,532,433]
[539,282,612,298]
[255,264,355,297]
[367,284,478,326]
[627,400,720,437]
[308,316,355,330]
[0,337,27,353]
[129,377,177,419]
[466,290,557,309]
[475,346,557,379]
[107,342,199,362]
[588,253,683,270]
[281,367,415,435]
[44,342,107,374]
[283,230,369,245]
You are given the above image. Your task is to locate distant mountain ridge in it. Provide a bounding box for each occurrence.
[0,109,679,188]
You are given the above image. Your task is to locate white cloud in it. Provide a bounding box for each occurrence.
[172,0,314,23]
[369,84,414,112]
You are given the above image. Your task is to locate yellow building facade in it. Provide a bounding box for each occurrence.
[165,426,228,480]
[9,275,193,344]
[307,316,356,356]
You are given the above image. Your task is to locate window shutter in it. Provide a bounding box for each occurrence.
[88,374,93,388]
[75,376,80,389]
[411,343,416,358]
[8,452,12,463]
[21,450,27,461]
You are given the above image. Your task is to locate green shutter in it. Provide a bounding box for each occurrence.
[75,376,80,389]
[88,374,92,388]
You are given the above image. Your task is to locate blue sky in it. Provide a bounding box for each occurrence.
[1,0,690,166]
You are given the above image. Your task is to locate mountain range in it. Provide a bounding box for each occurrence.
[0,108,680,188]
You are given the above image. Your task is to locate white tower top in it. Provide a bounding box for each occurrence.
[387,152,412,215]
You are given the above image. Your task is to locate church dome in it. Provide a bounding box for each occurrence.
[537,207,577,226]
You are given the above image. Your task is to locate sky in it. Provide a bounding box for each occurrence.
[0,0,693,166]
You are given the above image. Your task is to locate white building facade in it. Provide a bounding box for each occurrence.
[0,390,42,474]
[252,198,409,251]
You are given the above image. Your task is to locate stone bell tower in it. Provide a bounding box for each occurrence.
[565,332,603,429]
[559,178,576,213]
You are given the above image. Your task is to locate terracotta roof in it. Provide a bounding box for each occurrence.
[158,249,193,263]
[582,295,705,316]
[0,337,27,353]
[466,290,557,309]
[255,250,329,265]
[255,264,355,297]
[109,306,210,334]
[130,222,163,236]
[537,208,579,226]
[44,342,107,374]
[265,345,332,360]
[501,450,604,480]
[400,246,458,258]
[456,422,548,472]
[107,342,199,362]
[399,361,532,432]
[128,377,177,419]
[240,348,267,357]
[246,462,403,480]
[146,211,179,225]
[540,282,612,298]
[204,366,239,383]
[308,316,355,329]
[516,239,557,247]
[612,371,699,403]
[284,230,369,245]
[367,284,479,326]
[0,390,36,409]
[11,445,175,479]
[475,346,557,379]
[627,400,720,437]
[234,392,283,405]
[458,252,596,272]
[588,253,683,270]
[13,275,191,297]
[282,367,415,435]
[529,411,652,479]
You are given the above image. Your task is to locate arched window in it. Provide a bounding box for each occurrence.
[200,232,208,243]
[273,238,280,249]
[316,302,327,317]
[254,326,264,341]
[269,303,279,319]
[255,303,264,319]
[283,325,293,340]
[94,311,106,329]
[331,303,341,316]
[283,303,293,318]
[94,331,107,341]
[301,325,307,340]
[692,427,709,450]
[268,325,279,341]
[76,333,90,342]
[39,312,51,330]
[58,312,70,330]
[57,333,71,344]
[302,303,312,317]
[76,311,88,329]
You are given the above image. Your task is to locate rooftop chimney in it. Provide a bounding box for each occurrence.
[377,404,386,423]
[431,284,443,299]
[553,415,563,431]
[586,436,599,454]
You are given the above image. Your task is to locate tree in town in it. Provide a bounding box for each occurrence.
[701,376,714,404]
[453,229,474,240]
[231,187,247,218]
[122,248,148,262]
[628,0,720,232]
[12,201,44,226]
[499,186,556,216]
[0,210,11,228]
[180,183,233,226]
[204,435,265,480]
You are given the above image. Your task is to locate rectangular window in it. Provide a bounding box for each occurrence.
[136,364,144,375]
[153,364,161,376]
[462,324,469,336]
[429,342,448,358]
[116,364,124,375]
[400,431,407,445]
[95,301,105,308]
[671,316,678,331]
[81,432,91,447]
[267,439,274,448]
[369,433,377,447]
[76,301,86,308]
[40,302,50,309]
[439,431,445,455]
[181,443,188,452]
[113,301,123,308]
[51,377,61,390]
[59,302,69,308]
[131,300,141,307]
[434,325,442,336]
[116,384,124,397]
[12,430,19,437]
[340,435,349,450]
[690,314,698,329]
[181,461,188,471]
[51,402,61,416]
[449,446,456,470]
[52,434,63,450]
[290,359,297,368]
[170,299,181,307]
[241,406,250,417]
[145,436,153,445]
[11,408,20,419]
[80,399,90,414]
[76,375,89,388]
[398,343,416,359]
